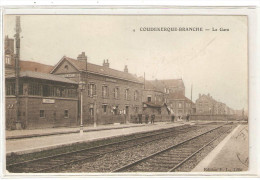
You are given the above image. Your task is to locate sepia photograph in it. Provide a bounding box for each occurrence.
[3,14,248,174]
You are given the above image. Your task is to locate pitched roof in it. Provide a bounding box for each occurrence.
[51,56,143,84]
[159,79,184,88]
[6,71,78,85]
[169,93,194,104]
[143,79,184,93]
[144,80,167,93]
[20,60,54,73]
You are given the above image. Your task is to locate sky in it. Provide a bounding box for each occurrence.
[4,15,248,110]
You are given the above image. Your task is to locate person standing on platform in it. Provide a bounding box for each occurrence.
[151,114,155,124]
[171,113,175,123]
[186,114,190,122]
[145,114,149,124]
[138,114,143,124]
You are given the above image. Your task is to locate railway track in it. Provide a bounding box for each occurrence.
[112,123,234,172]
[7,123,214,173]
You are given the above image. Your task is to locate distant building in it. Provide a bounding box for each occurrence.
[196,94,217,115]
[5,36,15,76]
[159,79,185,95]
[141,79,189,121]
[195,93,235,115]
[4,36,54,75]
[142,80,170,121]
[168,93,194,118]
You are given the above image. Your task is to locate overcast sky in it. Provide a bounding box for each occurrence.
[4,15,247,110]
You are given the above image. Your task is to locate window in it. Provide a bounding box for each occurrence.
[40,110,45,118]
[67,89,77,98]
[158,108,161,115]
[6,82,15,95]
[89,108,94,116]
[134,90,139,101]
[43,85,50,97]
[5,55,11,65]
[178,102,182,108]
[102,105,107,113]
[125,106,129,115]
[102,86,109,98]
[28,83,42,96]
[125,89,129,100]
[64,110,69,118]
[64,65,69,70]
[88,83,96,97]
[114,87,120,99]
[147,96,152,102]
[134,107,139,113]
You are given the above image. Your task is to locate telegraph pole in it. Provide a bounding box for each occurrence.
[15,16,21,129]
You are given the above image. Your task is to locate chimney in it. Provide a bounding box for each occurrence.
[77,52,87,61]
[199,93,201,98]
[208,93,210,97]
[124,65,128,73]
[103,59,110,68]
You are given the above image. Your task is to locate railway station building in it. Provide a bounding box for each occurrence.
[50,53,144,125]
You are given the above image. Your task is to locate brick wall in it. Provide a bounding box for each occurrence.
[6,96,78,129]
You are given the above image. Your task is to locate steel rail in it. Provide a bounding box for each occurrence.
[168,126,233,172]
[112,122,232,172]
[7,124,203,173]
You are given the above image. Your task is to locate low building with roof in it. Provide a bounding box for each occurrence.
[5,71,78,129]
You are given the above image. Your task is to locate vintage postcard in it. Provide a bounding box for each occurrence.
[2,11,252,176]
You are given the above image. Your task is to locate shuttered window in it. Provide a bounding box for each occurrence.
[88,83,96,97]
[102,85,109,98]
[114,87,120,99]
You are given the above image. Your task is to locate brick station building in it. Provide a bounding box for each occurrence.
[5,71,78,129]
[50,53,144,125]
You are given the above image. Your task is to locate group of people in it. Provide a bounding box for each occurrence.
[137,114,155,124]
[135,113,190,124]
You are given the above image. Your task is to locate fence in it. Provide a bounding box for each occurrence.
[190,114,237,121]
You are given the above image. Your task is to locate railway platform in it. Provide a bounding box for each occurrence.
[6,121,191,156]
[6,123,146,140]
[192,124,248,172]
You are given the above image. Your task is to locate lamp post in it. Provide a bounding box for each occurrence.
[79,81,86,135]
